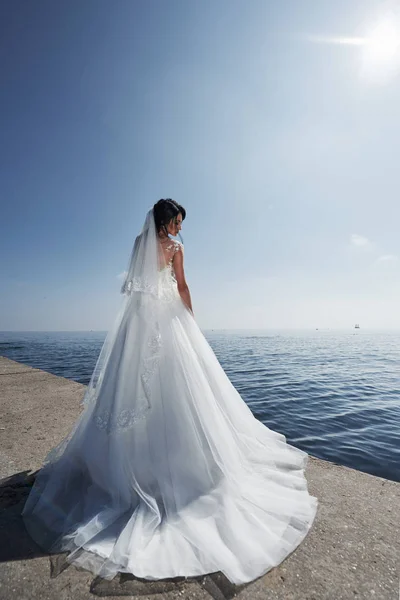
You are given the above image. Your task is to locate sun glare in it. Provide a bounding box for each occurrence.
[360,16,400,82]
[305,13,400,82]
[365,20,400,63]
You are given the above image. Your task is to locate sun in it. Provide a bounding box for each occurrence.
[360,16,400,82]
[304,13,400,82]
[364,20,400,63]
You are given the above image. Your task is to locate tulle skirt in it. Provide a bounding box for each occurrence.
[22,291,318,585]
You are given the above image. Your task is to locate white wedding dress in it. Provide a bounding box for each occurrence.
[23,224,318,585]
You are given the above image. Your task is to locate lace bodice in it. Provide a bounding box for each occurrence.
[159,239,182,269]
[158,239,183,301]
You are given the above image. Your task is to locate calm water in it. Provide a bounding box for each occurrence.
[1,329,399,483]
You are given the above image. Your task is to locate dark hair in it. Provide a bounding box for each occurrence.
[153,198,186,237]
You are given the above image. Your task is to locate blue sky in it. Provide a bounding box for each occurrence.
[1,0,399,331]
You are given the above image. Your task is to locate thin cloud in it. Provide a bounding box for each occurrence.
[350,234,371,248]
[117,271,127,280]
[374,254,398,264]
[304,34,366,46]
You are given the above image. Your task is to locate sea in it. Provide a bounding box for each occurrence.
[0,329,399,483]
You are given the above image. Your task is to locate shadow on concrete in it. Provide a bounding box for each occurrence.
[0,470,254,598]
[88,570,251,598]
[0,470,48,562]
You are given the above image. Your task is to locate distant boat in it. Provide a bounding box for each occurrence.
[355,324,360,329]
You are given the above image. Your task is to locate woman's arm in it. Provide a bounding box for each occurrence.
[173,246,193,315]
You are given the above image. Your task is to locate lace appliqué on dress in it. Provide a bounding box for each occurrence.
[93,330,162,434]
[121,276,158,296]
[163,239,183,256]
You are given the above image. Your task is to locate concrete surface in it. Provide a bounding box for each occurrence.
[0,355,399,600]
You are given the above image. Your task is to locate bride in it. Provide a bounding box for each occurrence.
[22,199,318,585]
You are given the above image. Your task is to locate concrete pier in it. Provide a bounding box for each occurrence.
[0,355,399,599]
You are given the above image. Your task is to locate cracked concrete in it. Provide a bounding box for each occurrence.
[0,356,399,599]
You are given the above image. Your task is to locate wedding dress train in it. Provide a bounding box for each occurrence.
[22,214,317,585]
